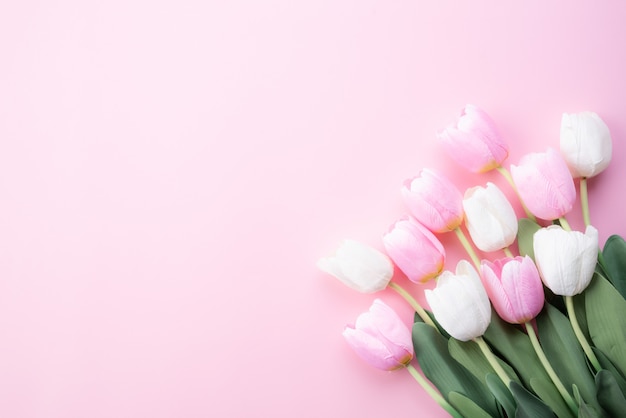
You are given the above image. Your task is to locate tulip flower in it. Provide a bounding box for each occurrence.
[402,169,464,233]
[343,299,413,371]
[481,256,544,324]
[425,260,491,341]
[383,218,445,283]
[438,104,509,173]
[317,240,393,293]
[463,183,518,252]
[533,225,598,296]
[510,148,576,220]
[560,111,612,178]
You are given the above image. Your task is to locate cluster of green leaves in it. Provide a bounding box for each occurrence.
[412,224,626,418]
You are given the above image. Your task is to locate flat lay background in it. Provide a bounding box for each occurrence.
[1,1,626,417]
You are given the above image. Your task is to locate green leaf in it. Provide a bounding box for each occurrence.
[485,373,517,418]
[536,303,598,412]
[412,323,499,416]
[572,292,590,341]
[585,274,626,377]
[483,313,572,417]
[448,338,521,385]
[595,369,626,417]
[510,380,557,418]
[448,391,495,418]
[601,235,626,298]
[517,218,542,260]
[572,384,599,418]
[414,311,450,339]
[592,347,626,395]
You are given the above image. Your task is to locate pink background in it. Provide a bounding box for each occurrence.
[1,1,626,417]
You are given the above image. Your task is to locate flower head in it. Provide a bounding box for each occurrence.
[560,111,612,178]
[481,256,545,324]
[383,217,445,283]
[533,225,598,296]
[438,104,508,173]
[317,240,393,293]
[425,260,491,341]
[343,299,414,371]
[463,183,518,252]
[511,148,576,220]
[402,169,464,233]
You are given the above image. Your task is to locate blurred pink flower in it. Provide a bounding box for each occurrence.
[510,148,576,220]
[438,104,508,173]
[383,217,445,283]
[425,261,491,341]
[402,169,464,233]
[343,299,414,371]
[480,256,545,324]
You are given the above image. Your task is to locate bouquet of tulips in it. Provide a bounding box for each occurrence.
[318,106,626,418]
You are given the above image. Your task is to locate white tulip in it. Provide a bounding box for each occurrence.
[425,260,491,341]
[463,183,518,252]
[533,225,598,296]
[560,111,612,178]
[317,240,394,293]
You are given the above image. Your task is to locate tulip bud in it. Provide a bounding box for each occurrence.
[463,183,518,252]
[402,169,464,233]
[533,225,598,296]
[382,218,445,283]
[560,111,612,178]
[317,240,394,293]
[510,148,576,220]
[438,104,509,173]
[425,260,491,341]
[480,256,545,324]
[343,299,414,371]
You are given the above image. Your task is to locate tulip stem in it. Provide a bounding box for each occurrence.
[503,247,514,258]
[565,296,601,372]
[524,322,579,414]
[406,364,464,418]
[496,166,537,222]
[474,336,512,388]
[559,217,572,231]
[454,227,482,271]
[580,177,591,227]
[388,282,436,328]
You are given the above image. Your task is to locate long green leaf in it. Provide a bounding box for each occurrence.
[517,218,542,260]
[510,380,557,418]
[412,323,499,416]
[592,347,626,395]
[601,235,626,298]
[585,274,626,377]
[536,304,599,412]
[486,373,517,418]
[483,313,571,417]
[448,338,521,385]
[448,391,495,418]
[595,369,626,417]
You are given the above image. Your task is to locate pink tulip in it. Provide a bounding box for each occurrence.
[402,169,464,233]
[343,299,414,371]
[510,148,576,220]
[438,104,509,173]
[480,256,545,324]
[383,217,445,283]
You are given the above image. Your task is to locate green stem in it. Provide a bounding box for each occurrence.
[565,296,601,372]
[524,322,579,414]
[474,336,512,388]
[454,227,482,271]
[496,166,537,222]
[580,177,591,227]
[406,364,464,418]
[559,217,572,231]
[503,247,514,258]
[389,282,436,328]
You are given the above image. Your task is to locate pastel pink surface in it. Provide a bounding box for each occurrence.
[1,1,626,417]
